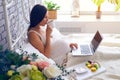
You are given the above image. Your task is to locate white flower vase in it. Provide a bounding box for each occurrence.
[71,0,80,17]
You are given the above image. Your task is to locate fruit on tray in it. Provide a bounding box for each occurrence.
[85,60,100,72]
[94,62,99,70]
[91,67,97,72]
[87,64,92,68]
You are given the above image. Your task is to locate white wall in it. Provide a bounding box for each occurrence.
[54,15,120,34]
[83,22,120,33]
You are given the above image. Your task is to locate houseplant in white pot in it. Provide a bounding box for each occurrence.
[92,0,105,19]
[44,0,60,19]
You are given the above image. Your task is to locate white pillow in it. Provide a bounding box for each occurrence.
[21,43,55,64]
[51,28,63,39]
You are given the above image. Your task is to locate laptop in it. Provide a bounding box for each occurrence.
[72,30,103,56]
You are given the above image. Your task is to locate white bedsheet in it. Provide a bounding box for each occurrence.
[64,33,120,80]
[23,28,120,80]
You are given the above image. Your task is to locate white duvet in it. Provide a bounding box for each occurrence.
[23,28,120,80]
[65,33,120,80]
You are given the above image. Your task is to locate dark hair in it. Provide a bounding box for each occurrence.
[28,4,47,30]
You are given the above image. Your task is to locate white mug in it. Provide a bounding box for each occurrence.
[47,20,55,28]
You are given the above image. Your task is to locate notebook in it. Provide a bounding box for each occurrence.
[72,30,103,56]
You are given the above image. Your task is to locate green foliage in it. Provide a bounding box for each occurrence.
[0,74,9,80]
[6,50,30,66]
[30,53,38,61]
[108,0,120,11]
[92,0,105,6]
[0,49,31,80]
[44,0,60,10]
[115,1,120,11]
[92,0,120,11]
[0,46,48,80]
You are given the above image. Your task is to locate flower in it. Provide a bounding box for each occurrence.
[16,64,46,80]
[29,69,46,80]
[31,65,38,70]
[9,74,23,80]
[37,61,49,69]
[43,65,62,78]
[16,64,32,77]
[7,70,14,76]
[0,48,63,80]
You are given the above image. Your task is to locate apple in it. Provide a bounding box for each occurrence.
[94,63,100,70]
[91,67,97,72]
[86,62,90,66]
[87,64,92,68]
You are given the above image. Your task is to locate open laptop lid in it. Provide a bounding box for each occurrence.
[90,30,103,53]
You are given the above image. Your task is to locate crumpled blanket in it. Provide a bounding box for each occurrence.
[65,34,120,80]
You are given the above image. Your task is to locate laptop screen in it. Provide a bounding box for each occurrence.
[91,31,103,52]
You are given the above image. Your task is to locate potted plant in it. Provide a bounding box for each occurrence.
[44,0,60,19]
[92,0,105,19]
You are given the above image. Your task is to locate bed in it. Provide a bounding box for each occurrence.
[62,32,120,80]
[24,28,120,80]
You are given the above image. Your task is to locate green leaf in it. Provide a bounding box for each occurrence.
[0,74,9,80]
[115,0,120,11]
[44,0,60,10]
[92,0,105,6]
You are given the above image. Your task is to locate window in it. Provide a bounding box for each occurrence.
[42,0,117,15]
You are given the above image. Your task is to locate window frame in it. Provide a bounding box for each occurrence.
[42,0,120,15]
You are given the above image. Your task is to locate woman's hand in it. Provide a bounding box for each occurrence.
[70,43,78,49]
[46,25,52,37]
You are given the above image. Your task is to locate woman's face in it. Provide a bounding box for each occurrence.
[39,13,48,26]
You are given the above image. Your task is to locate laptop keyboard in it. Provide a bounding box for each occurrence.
[80,45,91,54]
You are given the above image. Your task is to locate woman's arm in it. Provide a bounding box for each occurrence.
[44,25,52,57]
[28,31,51,58]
